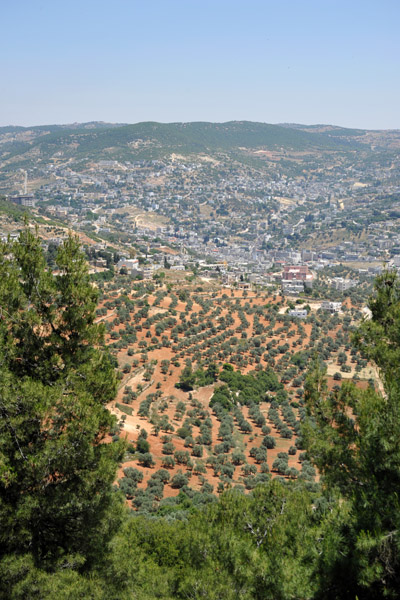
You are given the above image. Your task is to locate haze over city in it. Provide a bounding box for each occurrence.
[2,0,400,129]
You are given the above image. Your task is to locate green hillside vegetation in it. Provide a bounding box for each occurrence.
[280,123,367,137]
[1,229,400,599]
[0,197,30,221]
[0,122,124,136]
[0,121,364,164]
[0,197,58,226]
[208,364,282,409]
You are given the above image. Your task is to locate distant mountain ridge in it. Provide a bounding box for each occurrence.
[1,120,398,166]
[0,121,126,134]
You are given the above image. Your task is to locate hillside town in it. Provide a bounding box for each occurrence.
[2,140,399,300]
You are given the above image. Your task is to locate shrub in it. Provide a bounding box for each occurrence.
[118,477,137,499]
[115,402,133,416]
[161,456,175,469]
[136,438,150,454]
[123,467,143,483]
[153,469,170,483]
[171,470,188,489]
[138,453,155,468]
[192,444,203,457]
[231,450,246,465]
[174,450,190,465]
[177,426,192,439]
[162,442,175,455]
[262,435,276,449]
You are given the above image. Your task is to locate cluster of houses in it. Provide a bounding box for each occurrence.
[280,265,314,295]
[17,149,400,274]
[288,300,342,320]
[4,146,400,302]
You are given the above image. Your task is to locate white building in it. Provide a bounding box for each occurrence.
[321,301,342,313]
[288,309,308,318]
[331,277,358,292]
[117,258,139,275]
[282,280,304,295]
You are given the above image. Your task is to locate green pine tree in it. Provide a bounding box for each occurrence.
[304,270,400,599]
[0,227,124,582]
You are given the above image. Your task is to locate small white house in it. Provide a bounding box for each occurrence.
[321,301,342,313]
[288,309,308,319]
[117,258,139,275]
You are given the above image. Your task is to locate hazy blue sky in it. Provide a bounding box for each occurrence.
[2,0,399,128]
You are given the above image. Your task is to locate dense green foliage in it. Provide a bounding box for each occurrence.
[208,364,282,410]
[219,365,282,402]
[0,228,124,590]
[1,231,399,599]
[1,121,362,165]
[302,271,400,599]
[0,197,30,221]
[176,363,218,391]
[1,481,321,599]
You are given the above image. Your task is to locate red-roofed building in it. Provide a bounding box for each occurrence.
[283,265,311,281]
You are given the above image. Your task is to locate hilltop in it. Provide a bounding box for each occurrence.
[0,120,392,167]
